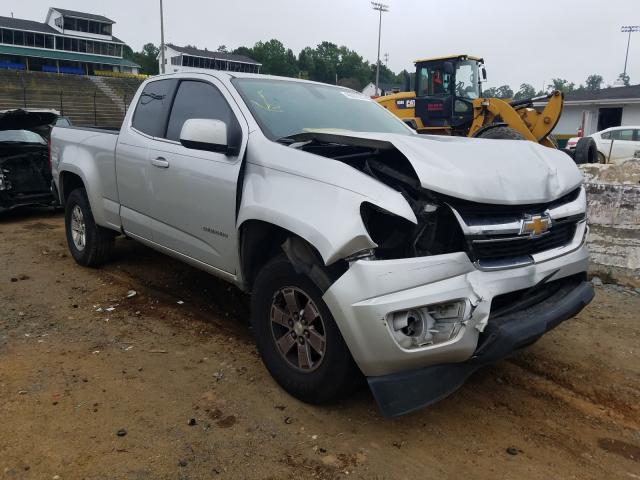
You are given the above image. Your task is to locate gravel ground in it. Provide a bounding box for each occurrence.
[1,208,639,480]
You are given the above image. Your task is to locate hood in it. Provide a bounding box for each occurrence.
[0,109,60,133]
[293,130,583,205]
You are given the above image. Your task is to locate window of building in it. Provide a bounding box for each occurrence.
[63,17,76,30]
[132,79,177,137]
[165,80,238,141]
[13,30,24,46]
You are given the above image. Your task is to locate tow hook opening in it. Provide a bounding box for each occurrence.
[388,300,466,349]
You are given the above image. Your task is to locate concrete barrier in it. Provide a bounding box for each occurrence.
[580,160,640,287]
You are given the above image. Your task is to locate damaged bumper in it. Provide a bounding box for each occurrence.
[322,241,592,416]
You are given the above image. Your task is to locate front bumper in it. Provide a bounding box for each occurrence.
[322,240,591,415]
[368,278,593,416]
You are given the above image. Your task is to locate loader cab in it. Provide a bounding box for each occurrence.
[413,55,484,131]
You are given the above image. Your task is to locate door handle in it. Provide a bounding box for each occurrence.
[151,157,170,168]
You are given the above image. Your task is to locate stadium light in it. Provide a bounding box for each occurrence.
[621,26,639,79]
[160,0,166,74]
[371,2,389,96]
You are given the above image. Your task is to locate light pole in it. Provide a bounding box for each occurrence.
[371,2,389,96]
[160,0,166,74]
[621,26,639,81]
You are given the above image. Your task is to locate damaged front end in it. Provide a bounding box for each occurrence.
[0,109,59,211]
[283,132,592,416]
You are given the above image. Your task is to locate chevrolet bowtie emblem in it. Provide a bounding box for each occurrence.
[520,214,552,237]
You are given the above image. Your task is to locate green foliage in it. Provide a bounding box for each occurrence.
[482,85,513,99]
[585,74,603,91]
[123,43,159,75]
[514,83,536,100]
[548,78,575,93]
[617,72,630,87]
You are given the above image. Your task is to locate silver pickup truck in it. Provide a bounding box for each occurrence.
[51,71,594,417]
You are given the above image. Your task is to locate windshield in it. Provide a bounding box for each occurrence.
[232,78,411,140]
[455,61,480,99]
[0,130,46,144]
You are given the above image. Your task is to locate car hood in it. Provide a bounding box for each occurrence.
[293,130,583,204]
[0,109,60,137]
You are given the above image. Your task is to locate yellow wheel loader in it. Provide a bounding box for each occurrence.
[376,55,566,149]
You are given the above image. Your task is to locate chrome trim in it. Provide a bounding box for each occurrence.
[448,186,586,237]
[448,187,587,271]
[475,255,534,271]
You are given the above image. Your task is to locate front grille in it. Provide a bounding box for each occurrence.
[470,220,577,260]
[446,188,581,220]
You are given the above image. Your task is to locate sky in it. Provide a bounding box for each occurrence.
[5,0,639,89]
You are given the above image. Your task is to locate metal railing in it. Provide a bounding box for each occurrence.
[0,85,134,127]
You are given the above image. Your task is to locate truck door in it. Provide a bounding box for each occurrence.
[116,78,178,240]
[146,78,247,274]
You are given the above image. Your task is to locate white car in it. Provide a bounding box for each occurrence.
[567,126,640,164]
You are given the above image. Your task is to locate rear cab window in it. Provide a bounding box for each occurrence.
[131,79,177,137]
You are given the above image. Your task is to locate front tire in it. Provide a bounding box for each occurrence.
[574,137,598,164]
[476,126,526,140]
[251,255,361,404]
[65,188,115,267]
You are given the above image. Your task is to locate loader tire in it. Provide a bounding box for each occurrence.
[65,188,116,267]
[476,126,526,140]
[574,137,598,164]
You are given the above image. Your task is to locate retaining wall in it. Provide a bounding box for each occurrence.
[580,160,640,287]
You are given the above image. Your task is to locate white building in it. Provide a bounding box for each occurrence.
[546,84,640,145]
[0,7,139,74]
[160,44,261,74]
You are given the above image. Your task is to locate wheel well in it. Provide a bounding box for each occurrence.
[239,220,294,291]
[59,172,85,204]
[239,220,345,293]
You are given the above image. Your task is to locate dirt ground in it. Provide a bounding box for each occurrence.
[1,209,639,480]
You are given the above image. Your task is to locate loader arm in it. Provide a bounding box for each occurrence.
[469,91,563,148]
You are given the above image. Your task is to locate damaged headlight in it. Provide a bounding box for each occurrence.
[387,300,466,349]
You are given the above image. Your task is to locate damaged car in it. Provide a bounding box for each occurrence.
[0,109,60,212]
[50,73,594,417]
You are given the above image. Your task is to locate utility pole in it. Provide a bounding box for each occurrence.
[371,2,389,96]
[160,0,166,74]
[384,52,389,67]
[621,26,639,81]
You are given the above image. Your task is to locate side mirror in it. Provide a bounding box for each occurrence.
[482,67,487,81]
[443,61,454,75]
[180,118,234,154]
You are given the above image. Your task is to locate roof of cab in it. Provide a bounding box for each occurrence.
[414,54,484,64]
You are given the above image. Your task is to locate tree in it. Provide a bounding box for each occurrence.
[585,74,603,91]
[217,45,228,53]
[548,78,575,93]
[123,43,159,75]
[617,72,630,86]
[251,39,298,77]
[513,83,536,100]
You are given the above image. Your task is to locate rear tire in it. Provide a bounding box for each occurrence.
[251,255,361,404]
[65,188,115,267]
[476,126,526,140]
[597,151,606,164]
[574,137,597,164]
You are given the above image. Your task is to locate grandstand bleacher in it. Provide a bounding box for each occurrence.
[0,69,143,128]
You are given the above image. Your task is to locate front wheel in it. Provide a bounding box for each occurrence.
[475,126,526,140]
[65,188,115,267]
[251,255,361,404]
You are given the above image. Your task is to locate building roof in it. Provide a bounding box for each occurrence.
[51,8,115,24]
[167,44,261,65]
[564,84,640,102]
[0,44,139,67]
[0,15,58,34]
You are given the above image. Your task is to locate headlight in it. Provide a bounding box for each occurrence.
[387,300,466,349]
